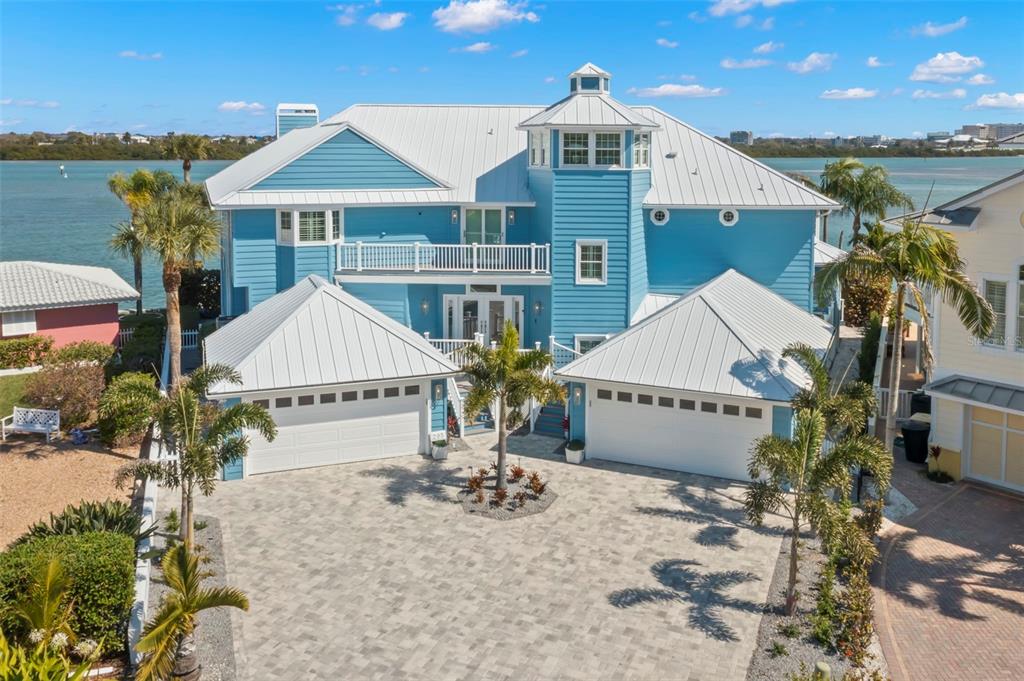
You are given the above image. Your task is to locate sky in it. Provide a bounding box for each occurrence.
[1,0,1023,139]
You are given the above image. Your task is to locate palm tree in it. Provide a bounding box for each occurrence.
[163,134,210,184]
[135,544,249,681]
[107,169,175,314]
[117,364,276,549]
[817,221,994,452]
[462,320,563,490]
[745,343,891,615]
[138,188,221,386]
[818,158,913,242]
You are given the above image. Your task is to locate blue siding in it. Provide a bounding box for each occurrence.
[231,210,278,312]
[278,114,318,136]
[628,170,651,320]
[341,283,411,325]
[430,379,447,432]
[502,285,550,348]
[645,209,816,310]
[568,382,585,441]
[772,406,794,439]
[221,398,243,480]
[550,170,631,346]
[294,245,334,281]
[253,129,439,190]
[527,169,553,244]
[345,206,458,243]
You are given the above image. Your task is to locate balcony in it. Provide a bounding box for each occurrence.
[334,242,551,285]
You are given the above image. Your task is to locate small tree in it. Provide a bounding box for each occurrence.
[117,364,276,549]
[462,320,563,490]
[818,158,912,242]
[162,134,210,184]
[135,544,248,681]
[97,372,161,446]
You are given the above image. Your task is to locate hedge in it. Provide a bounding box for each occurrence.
[45,340,116,367]
[0,532,135,647]
[0,335,53,369]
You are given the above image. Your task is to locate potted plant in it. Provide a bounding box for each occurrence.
[565,439,585,464]
[431,435,449,461]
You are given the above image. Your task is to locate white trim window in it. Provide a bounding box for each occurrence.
[1015,264,1024,352]
[633,132,650,168]
[277,209,343,245]
[298,211,326,242]
[575,334,606,353]
[595,132,621,166]
[562,132,589,166]
[575,239,607,285]
[332,210,342,241]
[2,310,37,336]
[982,279,1007,346]
[529,130,549,167]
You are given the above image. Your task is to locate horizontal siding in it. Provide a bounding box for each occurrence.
[294,245,334,282]
[341,283,411,326]
[345,206,459,243]
[278,115,318,136]
[628,170,651,320]
[253,129,439,190]
[231,210,278,311]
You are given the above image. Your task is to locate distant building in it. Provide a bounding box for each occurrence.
[957,124,990,139]
[936,134,989,149]
[997,131,1024,150]
[129,134,150,144]
[990,123,1024,140]
[729,130,753,145]
[926,131,951,142]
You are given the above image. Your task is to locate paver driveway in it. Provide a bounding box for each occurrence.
[196,434,783,681]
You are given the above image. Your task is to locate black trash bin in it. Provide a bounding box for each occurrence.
[901,420,930,463]
[911,391,931,415]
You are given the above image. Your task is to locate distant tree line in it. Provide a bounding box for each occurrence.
[0,132,270,160]
[730,142,1022,158]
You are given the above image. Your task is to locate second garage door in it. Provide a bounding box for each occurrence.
[245,385,425,475]
[968,405,1024,493]
[587,386,769,481]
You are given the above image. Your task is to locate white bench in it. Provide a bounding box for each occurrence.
[1,407,60,442]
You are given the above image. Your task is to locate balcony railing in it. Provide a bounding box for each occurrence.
[336,242,550,275]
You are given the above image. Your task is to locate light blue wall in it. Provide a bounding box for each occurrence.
[231,210,278,311]
[345,206,458,243]
[644,209,815,310]
[527,169,553,244]
[254,129,439,190]
[772,405,794,439]
[430,379,447,432]
[628,170,651,320]
[340,283,410,325]
[221,397,244,481]
[278,114,318,137]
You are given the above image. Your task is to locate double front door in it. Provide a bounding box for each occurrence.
[444,293,523,345]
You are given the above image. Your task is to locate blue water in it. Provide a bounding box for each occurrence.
[2,157,1022,308]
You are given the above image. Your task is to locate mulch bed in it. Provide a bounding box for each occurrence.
[457,474,556,520]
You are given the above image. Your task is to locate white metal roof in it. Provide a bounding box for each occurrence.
[813,238,846,266]
[518,94,659,129]
[0,261,138,313]
[636,108,840,209]
[556,269,835,402]
[571,62,611,77]
[204,275,458,395]
[630,293,680,325]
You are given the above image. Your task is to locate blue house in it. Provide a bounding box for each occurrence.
[204,63,841,480]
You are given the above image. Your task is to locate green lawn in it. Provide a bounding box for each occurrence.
[0,373,30,417]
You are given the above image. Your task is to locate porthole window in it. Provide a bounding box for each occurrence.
[719,208,739,227]
[651,208,670,226]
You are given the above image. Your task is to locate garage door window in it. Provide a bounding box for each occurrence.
[405,385,420,396]
[723,404,740,416]
[384,387,400,398]
[597,389,612,400]
[253,399,269,409]
[342,391,357,402]
[745,407,763,419]
[701,401,717,413]
[680,399,695,410]
[275,397,292,408]
[658,396,673,407]
[638,394,653,405]
[364,389,379,400]
[320,393,336,403]
[297,395,314,406]
[617,391,632,403]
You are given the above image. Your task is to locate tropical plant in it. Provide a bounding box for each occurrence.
[0,335,54,369]
[13,500,157,547]
[97,371,161,446]
[116,364,276,549]
[44,340,116,367]
[0,631,93,681]
[12,557,76,651]
[818,158,913,242]
[138,187,221,386]
[162,134,210,184]
[816,220,994,451]
[135,544,249,681]
[107,169,175,314]
[462,320,563,490]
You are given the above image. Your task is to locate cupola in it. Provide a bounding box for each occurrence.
[568,63,611,95]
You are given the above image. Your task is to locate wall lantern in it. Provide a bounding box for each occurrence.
[573,386,582,406]
[507,209,516,226]
[533,300,543,315]
[434,382,444,401]
[420,298,430,315]
[451,209,459,224]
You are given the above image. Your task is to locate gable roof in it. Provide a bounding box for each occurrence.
[882,169,1024,231]
[556,269,835,402]
[0,261,138,313]
[630,292,680,325]
[518,94,659,129]
[204,275,458,395]
[571,62,611,77]
[813,238,846,266]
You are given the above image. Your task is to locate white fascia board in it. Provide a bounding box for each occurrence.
[206,372,458,399]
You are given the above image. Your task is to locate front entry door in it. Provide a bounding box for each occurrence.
[445,294,523,345]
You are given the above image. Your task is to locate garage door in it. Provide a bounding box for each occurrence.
[245,385,424,475]
[968,406,1024,492]
[587,386,768,481]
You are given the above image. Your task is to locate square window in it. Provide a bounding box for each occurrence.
[320,393,336,404]
[384,387,400,398]
[723,404,740,416]
[633,132,650,168]
[341,391,358,402]
[745,407,763,419]
[297,395,314,406]
[595,133,621,166]
[597,389,612,400]
[638,394,653,405]
[363,389,379,400]
[298,211,326,242]
[405,385,420,396]
[279,211,292,231]
[701,401,717,413]
[576,241,606,284]
[576,336,605,353]
[679,399,695,410]
[275,397,292,408]
[1,310,36,336]
[617,391,632,403]
[983,280,1007,346]
[331,210,342,241]
[253,399,270,409]
[658,396,674,407]
[563,132,589,165]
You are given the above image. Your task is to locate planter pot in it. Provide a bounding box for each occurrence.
[431,445,448,461]
[565,447,584,464]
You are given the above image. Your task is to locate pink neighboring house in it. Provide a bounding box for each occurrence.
[0,261,139,348]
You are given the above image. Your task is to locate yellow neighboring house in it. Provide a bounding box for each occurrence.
[909,169,1024,493]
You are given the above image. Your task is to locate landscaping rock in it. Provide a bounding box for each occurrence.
[457,476,557,520]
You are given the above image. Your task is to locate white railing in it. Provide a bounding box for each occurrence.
[336,242,550,274]
[548,336,581,369]
[425,333,484,366]
[876,387,915,420]
[528,364,553,433]
[120,327,200,350]
[446,376,465,438]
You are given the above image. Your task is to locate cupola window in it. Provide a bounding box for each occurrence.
[562,132,589,166]
[633,132,650,168]
[529,130,549,167]
[580,76,601,91]
[595,133,621,166]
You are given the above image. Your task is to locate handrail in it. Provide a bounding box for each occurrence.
[336,242,550,274]
[548,336,581,369]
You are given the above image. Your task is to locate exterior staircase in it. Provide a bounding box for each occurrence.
[533,403,565,438]
[456,381,493,433]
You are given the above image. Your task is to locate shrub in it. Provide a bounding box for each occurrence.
[474,490,485,504]
[466,470,485,493]
[491,488,508,506]
[857,312,882,383]
[836,567,875,667]
[768,641,788,658]
[778,623,800,639]
[179,268,221,319]
[843,275,890,329]
[0,532,135,647]
[811,558,838,647]
[11,500,156,548]
[24,363,105,428]
[854,498,884,541]
[44,341,115,367]
[97,372,159,447]
[0,335,53,369]
[528,471,546,496]
[0,632,93,680]
[117,318,164,375]
[513,490,528,507]
[508,463,526,483]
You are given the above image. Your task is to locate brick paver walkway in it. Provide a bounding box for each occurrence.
[875,464,1024,681]
[195,434,784,681]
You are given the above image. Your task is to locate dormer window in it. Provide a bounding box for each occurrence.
[580,76,601,91]
[277,209,343,245]
[563,132,589,165]
[595,133,621,165]
[633,132,650,168]
[561,131,624,168]
[529,130,549,167]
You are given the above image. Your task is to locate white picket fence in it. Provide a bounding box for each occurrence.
[119,327,199,350]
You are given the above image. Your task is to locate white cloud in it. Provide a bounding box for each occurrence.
[0,99,10,105]
[544,76,555,83]
[452,41,495,53]
[891,87,905,96]
[367,12,408,30]
[688,10,706,22]
[626,83,726,98]
[787,52,837,74]
[217,101,267,114]
[708,0,794,17]
[912,16,968,37]
[910,51,983,83]
[656,37,679,48]
[0,119,24,126]
[823,131,837,137]
[721,57,772,69]
[119,50,162,61]
[8,99,60,109]
[510,48,528,57]
[820,87,878,100]
[735,14,753,28]
[754,40,783,54]
[970,92,1024,110]
[911,88,966,100]
[679,74,697,81]
[759,17,774,30]
[768,132,785,138]
[866,56,891,68]
[966,73,994,86]
[432,0,538,33]
[328,3,361,26]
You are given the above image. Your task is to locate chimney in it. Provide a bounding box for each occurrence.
[275,103,319,138]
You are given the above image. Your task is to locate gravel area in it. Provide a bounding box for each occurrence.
[458,474,557,520]
[0,436,138,547]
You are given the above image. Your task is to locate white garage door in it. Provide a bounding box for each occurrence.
[245,385,424,475]
[587,385,769,481]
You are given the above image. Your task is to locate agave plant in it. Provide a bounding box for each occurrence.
[12,500,156,548]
